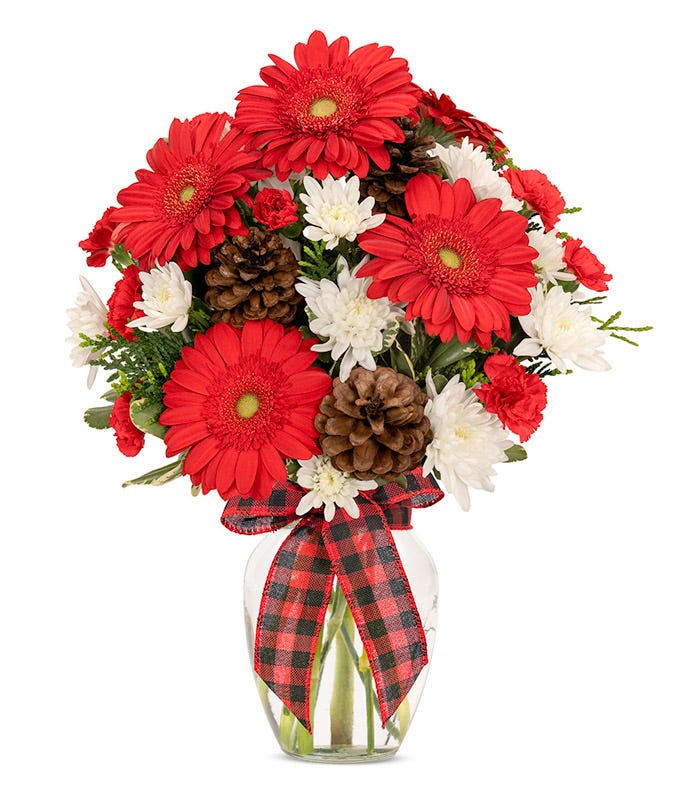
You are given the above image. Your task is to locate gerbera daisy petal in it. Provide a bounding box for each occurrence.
[358,174,537,346]
[233,31,419,180]
[112,113,267,270]
[161,321,331,498]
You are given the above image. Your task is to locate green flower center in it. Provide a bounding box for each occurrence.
[310,97,337,118]
[439,248,462,269]
[236,393,260,419]
[179,185,196,203]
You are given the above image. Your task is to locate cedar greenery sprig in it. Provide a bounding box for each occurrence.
[79,325,186,405]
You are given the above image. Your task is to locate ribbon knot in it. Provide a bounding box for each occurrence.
[222,469,443,731]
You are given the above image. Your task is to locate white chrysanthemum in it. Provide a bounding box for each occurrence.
[296,257,404,381]
[300,175,385,249]
[423,373,513,511]
[296,454,377,521]
[128,261,192,333]
[435,138,522,211]
[514,286,610,372]
[66,276,108,387]
[529,229,576,286]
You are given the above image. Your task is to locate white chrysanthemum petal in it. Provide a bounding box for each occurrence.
[300,174,385,249]
[66,276,108,384]
[296,455,377,520]
[435,138,522,212]
[529,229,576,286]
[295,257,404,381]
[514,286,610,372]
[127,261,192,333]
[424,373,512,512]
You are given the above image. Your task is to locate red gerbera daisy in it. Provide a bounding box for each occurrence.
[111,113,267,270]
[358,174,538,348]
[107,265,143,341]
[79,206,117,268]
[417,89,506,156]
[474,352,547,442]
[160,319,332,499]
[502,168,565,231]
[233,30,420,180]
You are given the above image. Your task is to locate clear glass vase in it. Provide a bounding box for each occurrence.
[243,526,438,763]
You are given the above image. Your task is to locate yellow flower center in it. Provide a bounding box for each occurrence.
[179,184,196,203]
[310,97,338,118]
[236,393,259,419]
[439,248,462,269]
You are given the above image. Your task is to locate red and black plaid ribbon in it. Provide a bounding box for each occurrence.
[221,469,443,731]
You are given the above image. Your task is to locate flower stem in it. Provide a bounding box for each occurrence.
[279,706,296,752]
[296,618,325,755]
[359,649,375,755]
[330,598,355,747]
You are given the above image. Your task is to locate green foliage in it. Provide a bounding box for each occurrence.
[524,359,569,377]
[563,206,582,214]
[187,298,212,334]
[504,444,527,462]
[298,240,340,282]
[591,309,653,346]
[416,117,455,147]
[441,357,487,389]
[122,456,185,488]
[130,398,166,439]
[84,405,113,429]
[409,319,437,371]
[111,244,135,272]
[427,337,477,371]
[488,142,516,169]
[79,325,186,406]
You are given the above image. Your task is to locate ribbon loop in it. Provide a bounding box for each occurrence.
[222,469,444,731]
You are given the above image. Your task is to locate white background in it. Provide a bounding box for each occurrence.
[1,1,678,792]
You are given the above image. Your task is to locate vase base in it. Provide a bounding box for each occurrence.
[282,745,399,764]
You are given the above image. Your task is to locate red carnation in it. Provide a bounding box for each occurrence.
[253,188,299,230]
[562,238,612,292]
[358,173,537,349]
[110,392,145,457]
[79,206,118,267]
[112,112,267,270]
[234,30,420,180]
[161,319,332,500]
[503,168,565,231]
[418,89,506,156]
[107,266,143,341]
[474,353,547,442]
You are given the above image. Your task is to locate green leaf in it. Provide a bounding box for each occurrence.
[84,405,113,429]
[100,389,118,403]
[431,374,448,394]
[390,345,415,379]
[122,458,184,488]
[504,444,527,463]
[378,319,401,354]
[416,117,455,147]
[279,221,303,238]
[130,398,166,439]
[428,338,476,370]
[111,244,135,271]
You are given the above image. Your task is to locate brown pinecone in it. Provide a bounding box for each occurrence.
[204,228,302,327]
[359,117,442,218]
[315,366,433,482]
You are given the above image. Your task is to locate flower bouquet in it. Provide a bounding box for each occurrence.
[68,30,647,762]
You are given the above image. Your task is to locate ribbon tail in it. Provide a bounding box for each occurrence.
[322,510,428,728]
[253,522,333,732]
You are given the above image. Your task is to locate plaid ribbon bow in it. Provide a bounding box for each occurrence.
[221,468,443,732]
